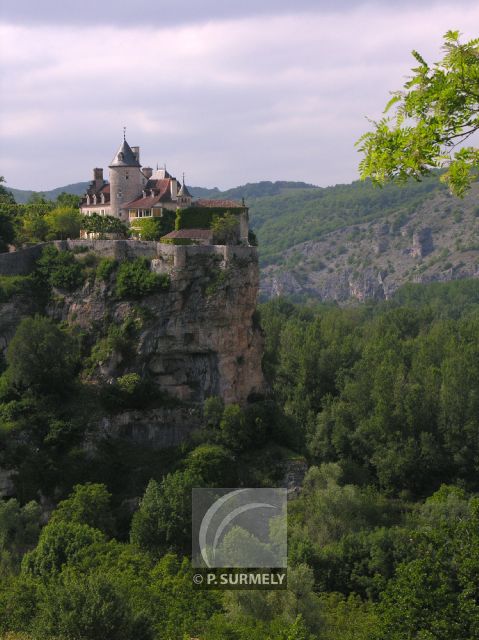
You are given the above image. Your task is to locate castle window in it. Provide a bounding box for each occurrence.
[118,152,124,161]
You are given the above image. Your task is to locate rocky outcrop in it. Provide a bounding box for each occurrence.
[411,228,433,258]
[49,243,265,406]
[260,184,479,303]
[91,407,203,448]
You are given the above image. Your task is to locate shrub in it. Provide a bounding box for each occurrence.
[0,275,36,302]
[44,207,82,240]
[159,237,194,245]
[50,483,115,536]
[36,245,84,291]
[210,212,239,244]
[81,213,127,238]
[115,258,169,299]
[96,257,117,281]
[6,315,78,394]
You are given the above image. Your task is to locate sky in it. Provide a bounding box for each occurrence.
[0,0,478,191]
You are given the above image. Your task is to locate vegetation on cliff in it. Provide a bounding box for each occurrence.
[0,274,478,638]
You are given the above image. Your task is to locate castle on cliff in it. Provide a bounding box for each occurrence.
[80,136,249,244]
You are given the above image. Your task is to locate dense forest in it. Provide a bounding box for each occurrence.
[1,271,478,638]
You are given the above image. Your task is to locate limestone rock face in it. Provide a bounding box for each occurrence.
[49,244,265,406]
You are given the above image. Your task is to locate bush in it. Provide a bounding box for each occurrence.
[6,315,78,395]
[36,245,84,291]
[175,207,233,230]
[210,212,239,244]
[115,258,169,299]
[130,470,203,554]
[132,215,176,241]
[81,213,127,238]
[50,483,115,536]
[44,207,82,240]
[96,257,117,281]
[0,275,36,302]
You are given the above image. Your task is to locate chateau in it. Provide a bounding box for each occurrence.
[80,137,249,243]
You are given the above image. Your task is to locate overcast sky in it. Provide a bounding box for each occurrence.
[0,1,478,191]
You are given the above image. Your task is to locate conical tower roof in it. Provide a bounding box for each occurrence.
[178,175,192,197]
[109,139,140,167]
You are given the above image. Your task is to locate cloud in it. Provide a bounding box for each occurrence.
[0,2,478,190]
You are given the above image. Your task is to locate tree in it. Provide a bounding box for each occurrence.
[36,244,84,290]
[56,192,81,208]
[115,257,169,299]
[45,206,82,239]
[34,568,153,640]
[82,213,127,238]
[357,31,479,196]
[50,483,115,536]
[6,315,78,394]
[21,520,105,578]
[211,212,239,244]
[130,470,202,554]
[0,178,16,250]
[0,176,15,205]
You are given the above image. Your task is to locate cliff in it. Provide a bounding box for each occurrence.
[48,241,265,405]
[260,182,479,303]
[0,241,265,453]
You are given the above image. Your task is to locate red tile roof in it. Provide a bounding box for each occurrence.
[124,195,162,208]
[126,179,173,208]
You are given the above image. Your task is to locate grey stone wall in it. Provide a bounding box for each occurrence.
[0,244,47,275]
[0,240,257,276]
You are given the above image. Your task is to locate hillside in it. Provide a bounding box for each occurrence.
[7,181,89,203]
[8,175,479,304]
[191,175,479,303]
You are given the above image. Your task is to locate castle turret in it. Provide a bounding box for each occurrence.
[177,174,192,207]
[109,138,144,220]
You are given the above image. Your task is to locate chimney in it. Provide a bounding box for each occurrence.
[93,167,103,189]
[142,166,153,179]
[131,146,140,163]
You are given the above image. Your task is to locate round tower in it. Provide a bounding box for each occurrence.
[109,138,144,220]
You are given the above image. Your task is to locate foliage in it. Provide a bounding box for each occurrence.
[44,206,82,240]
[0,176,16,205]
[33,567,153,640]
[0,275,37,303]
[260,284,479,496]
[132,211,176,240]
[210,212,240,244]
[357,31,479,196]
[50,483,115,536]
[81,213,128,238]
[247,173,443,266]
[22,520,105,578]
[159,237,195,245]
[5,315,78,395]
[175,206,232,230]
[86,319,137,376]
[115,257,169,299]
[56,192,82,208]
[36,244,84,290]
[0,500,41,573]
[130,470,203,555]
[96,257,118,281]
[376,495,479,639]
